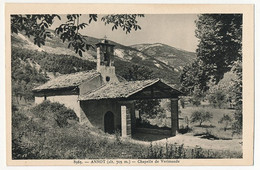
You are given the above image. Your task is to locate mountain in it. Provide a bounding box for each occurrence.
[131,43,196,72]
[11,30,196,86]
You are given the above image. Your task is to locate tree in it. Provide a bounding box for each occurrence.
[190,110,213,126]
[191,86,205,106]
[135,99,164,119]
[180,59,210,94]
[180,14,242,95]
[231,60,242,134]
[11,14,144,57]
[180,14,243,133]
[195,14,242,83]
[207,89,226,108]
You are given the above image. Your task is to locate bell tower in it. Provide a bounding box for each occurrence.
[96,39,118,83]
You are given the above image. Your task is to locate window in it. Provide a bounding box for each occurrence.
[106,76,110,82]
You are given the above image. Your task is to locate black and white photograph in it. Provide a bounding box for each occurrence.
[4,3,254,166]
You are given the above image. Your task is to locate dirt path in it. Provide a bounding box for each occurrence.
[129,133,242,152]
[158,134,242,152]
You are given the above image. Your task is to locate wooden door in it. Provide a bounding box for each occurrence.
[104,111,114,134]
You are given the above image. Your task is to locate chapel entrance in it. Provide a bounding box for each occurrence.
[104,111,115,134]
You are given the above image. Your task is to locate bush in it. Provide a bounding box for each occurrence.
[218,114,232,131]
[207,90,226,108]
[32,100,78,127]
[190,110,213,126]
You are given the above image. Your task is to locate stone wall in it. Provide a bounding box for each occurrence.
[80,100,121,131]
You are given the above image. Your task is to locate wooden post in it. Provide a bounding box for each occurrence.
[171,98,179,136]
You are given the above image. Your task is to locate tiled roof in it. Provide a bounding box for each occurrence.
[33,70,100,92]
[79,79,182,101]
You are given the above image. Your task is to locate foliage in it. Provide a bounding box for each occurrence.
[218,114,232,131]
[206,71,238,109]
[11,48,48,102]
[180,14,242,95]
[12,104,241,159]
[114,57,179,84]
[207,89,226,108]
[119,64,154,81]
[144,142,242,159]
[31,101,79,127]
[190,86,205,106]
[195,14,242,83]
[179,14,243,134]
[190,110,213,126]
[117,63,163,119]
[230,60,242,134]
[180,59,210,94]
[11,14,144,57]
[135,99,164,119]
[11,47,96,102]
[101,14,144,33]
[11,15,60,46]
[12,102,145,159]
[12,47,96,74]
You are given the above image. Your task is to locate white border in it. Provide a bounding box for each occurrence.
[0,0,259,170]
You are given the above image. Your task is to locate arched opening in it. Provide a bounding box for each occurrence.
[104,111,115,134]
[106,76,110,82]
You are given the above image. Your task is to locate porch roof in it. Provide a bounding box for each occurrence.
[79,78,183,101]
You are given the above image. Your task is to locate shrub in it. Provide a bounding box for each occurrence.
[32,100,78,127]
[207,90,226,108]
[190,110,213,126]
[218,114,232,131]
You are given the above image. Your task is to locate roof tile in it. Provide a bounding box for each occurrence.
[33,70,100,91]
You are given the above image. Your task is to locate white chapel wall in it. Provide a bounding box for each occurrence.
[35,95,81,119]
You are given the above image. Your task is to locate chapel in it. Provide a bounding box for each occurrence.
[33,39,183,137]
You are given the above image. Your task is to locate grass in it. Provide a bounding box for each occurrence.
[145,142,242,159]
[12,102,242,159]
[149,103,240,140]
[179,106,241,139]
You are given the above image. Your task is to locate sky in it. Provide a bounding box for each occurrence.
[51,14,199,52]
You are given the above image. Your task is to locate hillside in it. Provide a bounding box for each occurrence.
[131,43,196,72]
[11,30,196,102]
